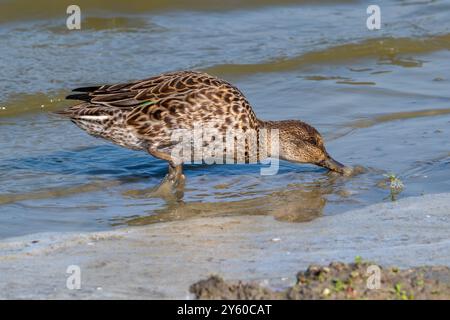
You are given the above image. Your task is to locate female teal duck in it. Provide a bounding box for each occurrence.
[55,70,347,190]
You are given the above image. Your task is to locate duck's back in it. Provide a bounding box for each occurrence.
[57,71,260,152]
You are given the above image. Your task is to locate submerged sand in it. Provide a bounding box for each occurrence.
[0,193,449,299]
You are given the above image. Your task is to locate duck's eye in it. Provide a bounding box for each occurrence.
[306,136,319,146]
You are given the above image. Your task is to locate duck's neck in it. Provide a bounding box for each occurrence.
[258,119,284,130]
[257,119,287,159]
[258,119,293,129]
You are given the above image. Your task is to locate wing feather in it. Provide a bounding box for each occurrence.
[57,71,253,122]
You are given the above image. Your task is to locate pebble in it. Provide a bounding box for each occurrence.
[322,288,331,296]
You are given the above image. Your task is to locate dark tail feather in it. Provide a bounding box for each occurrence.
[66,85,103,101]
[66,93,91,101]
[72,86,101,92]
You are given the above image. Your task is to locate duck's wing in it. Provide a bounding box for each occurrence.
[63,70,243,109]
[56,70,253,119]
[125,77,260,140]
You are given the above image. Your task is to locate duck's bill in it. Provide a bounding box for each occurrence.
[318,157,347,174]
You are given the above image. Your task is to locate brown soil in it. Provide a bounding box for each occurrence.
[190,260,450,300]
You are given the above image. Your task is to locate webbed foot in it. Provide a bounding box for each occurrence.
[151,165,185,201]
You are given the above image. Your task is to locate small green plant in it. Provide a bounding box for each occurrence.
[383,173,404,201]
[333,279,346,292]
[394,283,409,300]
[354,256,363,265]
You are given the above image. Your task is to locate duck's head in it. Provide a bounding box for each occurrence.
[265,120,348,174]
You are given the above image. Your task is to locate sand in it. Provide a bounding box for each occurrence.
[0,193,449,299]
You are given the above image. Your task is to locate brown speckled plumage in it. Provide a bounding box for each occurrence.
[57,71,258,152]
[55,70,346,190]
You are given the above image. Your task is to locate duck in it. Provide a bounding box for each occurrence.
[55,70,347,192]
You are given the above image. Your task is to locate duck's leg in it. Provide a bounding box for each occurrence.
[147,147,185,199]
[162,162,185,188]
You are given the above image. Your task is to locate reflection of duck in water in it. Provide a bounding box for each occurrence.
[126,186,327,226]
[55,70,348,193]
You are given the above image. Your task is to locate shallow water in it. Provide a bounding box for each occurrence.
[0,0,449,238]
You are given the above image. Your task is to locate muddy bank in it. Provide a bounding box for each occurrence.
[0,193,449,299]
[191,261,450,300]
